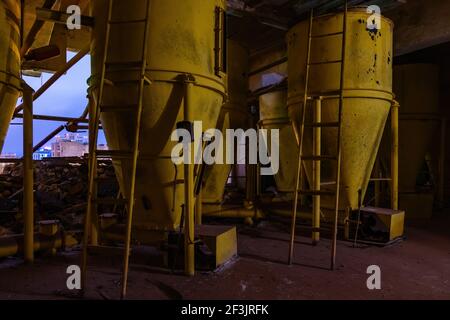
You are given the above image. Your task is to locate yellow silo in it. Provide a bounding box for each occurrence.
[90,0,227,232]
[202,39,250,204]
[287,9,394,218]
[0,0,21,152]
[259,89,298,193]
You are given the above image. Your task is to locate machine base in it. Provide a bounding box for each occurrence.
[346,207,405,244]
[168,225,237,271]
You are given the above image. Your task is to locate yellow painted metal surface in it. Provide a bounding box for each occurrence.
[90,0,227,231]
[0,0,21,152]
[259,89,298,192]
[351,207,405,242]
[393,64,440,192]
[203,40,250,204]
[287,10,394,212]
[197,225,237,268]
[388,210,405,240]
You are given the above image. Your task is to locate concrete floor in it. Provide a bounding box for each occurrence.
[0,215,449,300]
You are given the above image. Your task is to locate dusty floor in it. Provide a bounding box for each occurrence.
[0,215,449,300]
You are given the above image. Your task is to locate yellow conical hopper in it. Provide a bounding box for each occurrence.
[202,40,250,204]
[0,0,21,152]
[287,9,394,215]
[90,0,227,232]
[394,64,440,192]
[259,89,298,193]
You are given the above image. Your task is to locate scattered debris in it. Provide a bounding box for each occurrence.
[0,158,119,234]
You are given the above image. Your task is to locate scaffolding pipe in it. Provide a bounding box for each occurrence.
[15,114,90,123]
[87,90,99,246]
[14,45,90,116]
[33,125,64,153]
[29,103,89,153]
[391,101,399,210]
[22,81,34,263]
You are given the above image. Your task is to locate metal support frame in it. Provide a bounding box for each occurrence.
[14,114,89,123]
[36,7,95,27]
[22,81,35,263]
[391,101,399,210]
[15,45,90,116]
[184,78,195,277]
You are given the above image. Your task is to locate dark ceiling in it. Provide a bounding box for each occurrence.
[227,0,407,53]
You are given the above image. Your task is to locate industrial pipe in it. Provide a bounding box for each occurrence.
[22,81,34,263]
[0,231,79,259]
[391,101,399,210]
[202,204,265,220]
[184,77,195,277]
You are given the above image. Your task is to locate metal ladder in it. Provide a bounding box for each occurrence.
[289,1,348,270]
[81,0,152,299]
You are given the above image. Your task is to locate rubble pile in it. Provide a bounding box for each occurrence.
[0,158,119,234]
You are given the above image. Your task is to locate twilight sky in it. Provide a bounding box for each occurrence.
[3,52,106,157]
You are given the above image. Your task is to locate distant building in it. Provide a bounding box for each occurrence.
[51,141,89,157]
[51,133,91,158]
[0,153,17,159]
[55,133,88,144]
[33,147,52,161]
